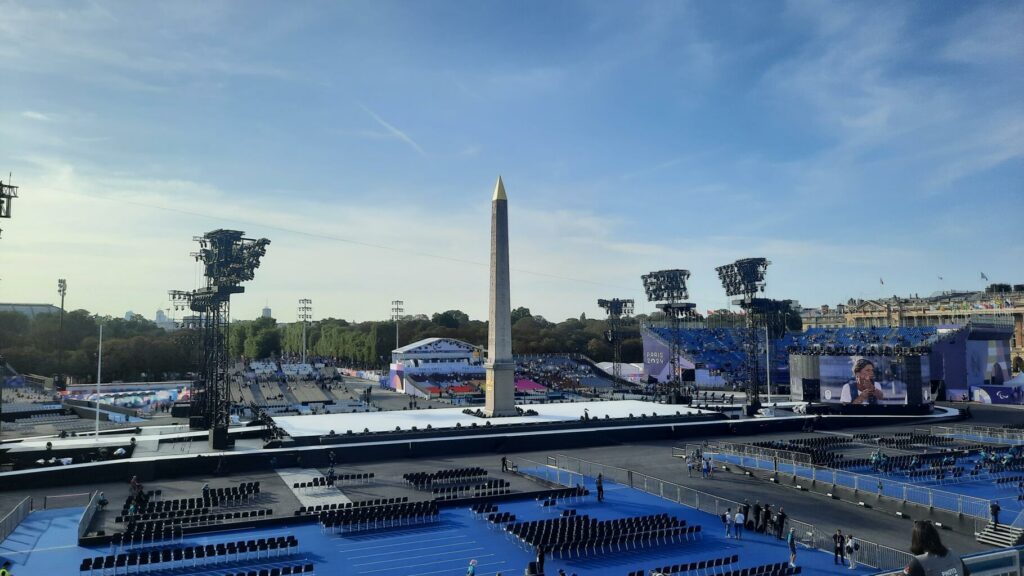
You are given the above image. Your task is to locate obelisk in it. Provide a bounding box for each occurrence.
[485,176,517,417]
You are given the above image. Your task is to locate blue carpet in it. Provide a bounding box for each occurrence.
[0,483,878,576]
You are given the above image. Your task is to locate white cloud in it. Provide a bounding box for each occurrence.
[21,111,51,121]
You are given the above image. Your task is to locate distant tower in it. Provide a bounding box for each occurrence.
[261,305,272,318]
[485,176,517,417]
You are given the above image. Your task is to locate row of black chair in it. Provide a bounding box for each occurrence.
[292,473,373,491]
[121,509,274,538]
[82,535,298,574]
[295,496,408,516]
[639,553,738,576]
[550,525,702,558]
[404,467,487,488]
[486,512,516,525]
[435,487,512,501]
[117,507,210,524]
[319,501,438,533]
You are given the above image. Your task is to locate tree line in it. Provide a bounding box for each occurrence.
[0,305,799,383]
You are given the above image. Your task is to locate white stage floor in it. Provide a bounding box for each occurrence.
[272,400,707,438]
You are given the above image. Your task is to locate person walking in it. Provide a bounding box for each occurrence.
[501,456,509,472]
[786,527,797,568]
[686,456,694,478]
[596,474,604,503]
[833,529,847,566]
[903,520,968,576]
[734,509,745,540]
[846,533,859,569]
[990,500,1001,528]
[467,559,477,576]
[751,501,762,531]
[723,507,733,538]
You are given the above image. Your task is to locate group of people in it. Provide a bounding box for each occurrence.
[831,529,860,569]
[721,500,789,541]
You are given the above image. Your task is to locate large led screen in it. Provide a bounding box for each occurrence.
[819,356,930,405]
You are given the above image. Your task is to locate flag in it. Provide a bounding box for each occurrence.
[938,276,944,281]
[879,278,884,286]
[981,272,989,281]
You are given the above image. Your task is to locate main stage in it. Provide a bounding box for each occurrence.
[272,400,708,438]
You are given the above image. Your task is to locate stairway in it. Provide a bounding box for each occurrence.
[975,522,1024,547]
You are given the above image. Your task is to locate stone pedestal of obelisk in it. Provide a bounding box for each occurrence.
[485,176,517,417]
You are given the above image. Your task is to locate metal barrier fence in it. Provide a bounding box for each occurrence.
[703,442,993,521]
[43,492,92,509]
[0,497,33,544]
[78,491,100,540]
[931,425,1024,445]
[514,454,914,571]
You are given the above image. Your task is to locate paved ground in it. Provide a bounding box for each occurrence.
[2,400,1020,561]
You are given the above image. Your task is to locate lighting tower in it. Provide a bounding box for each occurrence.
[170,229,270,449]
[597,298,634,382]
[0,174,18,239]
[57,279,67,390]
[715,257,770,414]
[641,269,697,403]
[391,300,404,352]
[298,299,312,365]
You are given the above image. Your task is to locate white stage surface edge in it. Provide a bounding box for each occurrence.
[273,400,708,438]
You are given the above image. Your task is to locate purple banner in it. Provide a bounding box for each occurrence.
[971,384,1024,405]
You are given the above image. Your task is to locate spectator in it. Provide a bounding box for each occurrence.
[776,507,787,539]
[833,529,846,566]
[787,527,797,568]
[202,483,210,500]
[734,509,745,540]
[596,474,605,502]
[686,456,694,478]
[846,533,859,570]
[751,501,762,531]
[97,492,108,511]
[903,521,969,576]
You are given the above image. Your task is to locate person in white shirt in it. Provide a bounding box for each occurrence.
[846,534,859,569]
[840,359,884,404]
[734,511,745,539]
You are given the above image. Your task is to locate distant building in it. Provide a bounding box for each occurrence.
[801,286,1024,372]
[124,310,135,321]
[0,303,60,319]
[261,306,272,318]
[154,309,176,331]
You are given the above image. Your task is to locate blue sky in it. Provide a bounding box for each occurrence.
[1,1,1021,323]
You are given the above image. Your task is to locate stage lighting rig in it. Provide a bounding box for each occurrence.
[0,174,19,239]
[169,229,270,450]
[715,257,790,415]
[715,258,770,302]
[598,298,635,382]
[641,269,696,403]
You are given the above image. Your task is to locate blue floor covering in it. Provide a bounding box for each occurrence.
[1,479,878,576]
[713,453,1024,525]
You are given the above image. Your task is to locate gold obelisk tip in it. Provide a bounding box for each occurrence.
[492,176,507,201]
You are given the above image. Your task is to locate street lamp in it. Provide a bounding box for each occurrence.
[298,299,312,365]
[57,279,67,390]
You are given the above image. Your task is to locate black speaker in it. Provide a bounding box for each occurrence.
[209,427,233,450]
[801,378,821,402]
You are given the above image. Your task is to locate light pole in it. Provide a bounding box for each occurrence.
[391,300,404,352]
[298,299,312,365]
[57,279,66,390]
[96,323,103,439]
